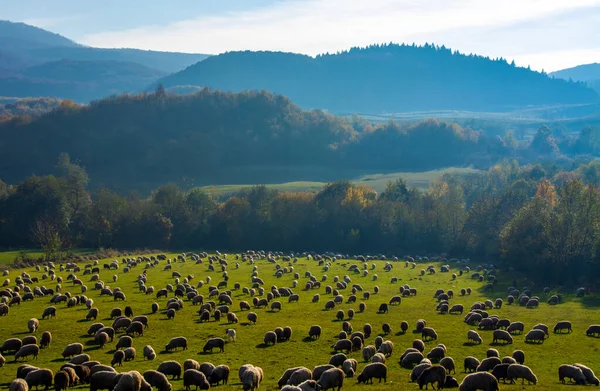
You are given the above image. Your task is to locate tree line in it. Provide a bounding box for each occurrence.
[1,88,600,193]
[2,155,600,286]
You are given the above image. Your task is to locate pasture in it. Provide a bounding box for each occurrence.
[0,252,599,391]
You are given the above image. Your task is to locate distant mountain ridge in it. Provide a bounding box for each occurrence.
[156,44,599,113]
[551,63,600,94]
[0,20,210,101]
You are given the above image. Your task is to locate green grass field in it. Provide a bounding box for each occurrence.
[201,168,481,195]
[0,253,598,390]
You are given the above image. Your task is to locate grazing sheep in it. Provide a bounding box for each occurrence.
[69,354,90,365]
[371,353,385,363]
[209,365,230,386]
[553,321,572,334]
[440,357,456,374]
[247,312,258,324]
[418,365,446,390]
[22,336,37,346]
[459,371,499,391]
[165,337,188,352]
[586,325,600,337]
[151,303,159,314]
[421,327,438,341]
[143,370,172,391]
[427,347,445,362]
[183,369,210,391]
[559,364,587,385]
[467,330,482,344]
[14,345,39,361]
[126,321,144,337]
[507,364,537,385]
[477,357,501,372]
[329,353,347,368]
[317,368,344,391]
[492,330,513,344]
[312,365,335,382]
[264,331,278,346]
[242,366,262,391]
[491,364,510,384]
[10,379,29,391]
[95,332,109,348]
[124,347,136,361]
[525,329,546,343]
[573,364,600,386]
[143,346,156,361]
[411,363,432,382]
[400,321,409,333]
[111,350,125,367]
[25,369,54,391]
[309,325,322,339]
[27,318,39,333]
[115,335,133,350]
[90,371,118,391]
[157,361,182,380]
[203,338,225,353]
[225,328,237,342]
[362,346,376,362]
[279,368,302,388]
[401,351,424,368]
[288,367,312,385]
[507,322,524,335]
[357,362,387,384]
[413,339,425,352]
[463,357,480,373]
[533,323,549,335]
[61,343,83,358]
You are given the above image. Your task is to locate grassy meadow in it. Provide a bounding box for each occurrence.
[201,167,481,195]
[0,252,599,391]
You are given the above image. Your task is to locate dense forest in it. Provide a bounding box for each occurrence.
[1,88,600,192]
[156,43,599,113]
[2,156,600,285]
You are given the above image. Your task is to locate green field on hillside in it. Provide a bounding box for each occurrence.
[201,168,481,195]
[0,252,598,390]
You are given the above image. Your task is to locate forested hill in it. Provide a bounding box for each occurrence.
[156,44,599,113]
[0,89,499,192]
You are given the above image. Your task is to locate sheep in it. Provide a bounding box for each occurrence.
[25,368,54,390]
[41,306,56,319]
[573,364,600,386]
[427,346,445,362]
[27,318,39,333]
[158,361,182,380]
[126,321,144,337]
[288,367,312,385]
[467,330,482,344]
[492,330,513,344]
[357,362,387,384]
[22,336,37,346]
[400,321,409,333]
[95,332,109,348]
[279,368,302,388]
[312,365,335,382]
[413,339,425,352]
[143,370,173,391]
[411,363,432,382]
[463,357,480,373]
[533,323,549,335]
[586,325,600,337]
[362,345,376,362]
[401,351,424,368]
[131,316,149,328]
[264,331,278,346]
[165,336,188,352]
[86,308,99,320]
[371,353,385,363]
[378,340,393,357]
[459,371,499,391]
[199,362,215,378]
[90,371,118,391]
[60,366,79,386]
[477,357,501,372]
[111,350,125,367]
[418,365,446,390]
[69,354,90,365]
[183,369,210,391]
[225,328,237,342]
[89,364,116,376]
[242,366,262,391]
[14,345,39,361]
[0,353,5,367]
[507,322,524,334]
[124,347,136,361]
[341,359,357,378]
[143,345,156,361]
[209,365,230,386]
[553,321,572,334]
[317,368,344,391]
[491,364,510,384]
[525,329,546,343]
[559,364,587,385]
[115,335,133,350]
[247,312,258,324]
[507,364,537,385]
[421,327,438,341]
[62,343,83,358]
[203,337,225,353]
[10,379,28,391]
[309,325,322,339]
[329,353,347,368]
[440,357,456,374]
[151,303,159,313]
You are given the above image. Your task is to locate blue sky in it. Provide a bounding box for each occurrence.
[2,0,599,72]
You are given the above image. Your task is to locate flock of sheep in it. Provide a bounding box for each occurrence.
[0,250,599,391]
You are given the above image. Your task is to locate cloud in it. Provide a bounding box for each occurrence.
[80,0,600,71]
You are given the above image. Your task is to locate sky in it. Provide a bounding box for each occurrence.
[2,0,600,72]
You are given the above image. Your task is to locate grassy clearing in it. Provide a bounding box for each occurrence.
[0,253,598,391]
[201,167,481,195]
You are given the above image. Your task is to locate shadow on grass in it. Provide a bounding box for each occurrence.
[580,296,600,308]
[488,342,512,347]
[302,337,317,342]
[255,343,273,349]
[51,358,67,362]
[463,342,482,347]
[394,331,407,336]
[77,318,92,323]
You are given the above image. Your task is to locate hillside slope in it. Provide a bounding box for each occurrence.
[551,63,600,82]
[156,44,598,113]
